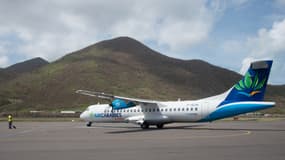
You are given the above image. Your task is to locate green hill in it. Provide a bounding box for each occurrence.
[5,57,49,75]
[0,37,284,113]
[0,57,48,83]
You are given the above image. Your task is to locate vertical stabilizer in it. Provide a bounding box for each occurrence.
[219,60,273,106]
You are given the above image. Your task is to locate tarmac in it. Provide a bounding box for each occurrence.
[1,119,285,160]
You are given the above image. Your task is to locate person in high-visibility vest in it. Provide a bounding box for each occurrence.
[8,114,15,129]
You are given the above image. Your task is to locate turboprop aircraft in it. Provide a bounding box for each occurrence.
[77,60,275,129]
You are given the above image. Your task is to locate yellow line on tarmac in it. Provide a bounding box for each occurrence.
[161,130,252,140]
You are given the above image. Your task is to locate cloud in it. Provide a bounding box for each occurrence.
[209,0,249,12]
[0,42,9,67]
[0,56,8,67]
[247,19,285,57]
[0,0,284,84]
[274,0,285,7]
[241,18,285,84]
[0,0,102,62]
[0,0,216,65]
[111,1,215,52]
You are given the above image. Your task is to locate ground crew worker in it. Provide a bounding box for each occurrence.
[8,114,15,129]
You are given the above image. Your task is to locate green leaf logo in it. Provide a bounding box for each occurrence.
[234,72,266,96]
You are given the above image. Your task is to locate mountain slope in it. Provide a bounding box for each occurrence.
[0,37,283,113]
[5,57,49,75]
[0,69,12,83]
[0,57,49,84]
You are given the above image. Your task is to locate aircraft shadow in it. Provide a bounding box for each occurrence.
[105,125,285,134]
[105,125,206,134]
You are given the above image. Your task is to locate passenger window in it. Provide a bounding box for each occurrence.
[161,108,164,112]
[174,108,176,111]
[153,108,156,112]
[195,108,198,111]
[149,108,152,112]
[169,108,172,112]
[157,108,160,112]
[182,108,184,111]
[186,108,189,111]
[191,108,193,111]
[178,108,180,111]
[165,108,168,112]
[127,110,129,112]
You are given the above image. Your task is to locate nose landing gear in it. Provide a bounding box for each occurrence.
[86,122,92,127]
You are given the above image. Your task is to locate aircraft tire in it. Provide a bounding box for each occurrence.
[140,123,149,129]
[156,124,164,129]
[86,122,92,127]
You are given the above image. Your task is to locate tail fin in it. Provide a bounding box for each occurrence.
[219,60,273,106]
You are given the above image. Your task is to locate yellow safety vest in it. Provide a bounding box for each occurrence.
[8,115,12,122]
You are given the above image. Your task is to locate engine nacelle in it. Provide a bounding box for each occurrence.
[111,99,136,109]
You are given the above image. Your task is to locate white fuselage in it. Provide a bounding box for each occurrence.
[80,99,220,125]
[80,93,275,126]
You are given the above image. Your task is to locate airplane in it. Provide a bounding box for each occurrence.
[77,60,275,129]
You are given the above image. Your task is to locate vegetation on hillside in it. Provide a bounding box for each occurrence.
[0,37,284,114]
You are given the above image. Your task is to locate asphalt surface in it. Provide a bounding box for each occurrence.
[1,120,285,160]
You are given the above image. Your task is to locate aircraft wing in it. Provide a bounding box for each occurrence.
[76,90,159,105]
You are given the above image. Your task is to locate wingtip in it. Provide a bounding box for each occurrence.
[75,90,84,94]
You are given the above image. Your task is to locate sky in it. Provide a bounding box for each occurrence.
[0,0,285,84]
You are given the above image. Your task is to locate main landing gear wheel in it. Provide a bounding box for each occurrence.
[140,123,149,129]
[86,122,92,127]
[156,124,164,129]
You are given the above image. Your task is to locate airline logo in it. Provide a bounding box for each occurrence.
[234,71,266,97]
[94,113,122,118]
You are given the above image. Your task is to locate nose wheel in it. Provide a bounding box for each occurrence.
[140,123,149,129]
[86,122,92,127]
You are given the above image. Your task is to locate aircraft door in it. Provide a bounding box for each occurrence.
[201,102,209,119]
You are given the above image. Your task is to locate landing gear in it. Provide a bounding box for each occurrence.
[86,122,92,127]
[140,123,149,129]
[156,124,164,129]
[140,123,165,129]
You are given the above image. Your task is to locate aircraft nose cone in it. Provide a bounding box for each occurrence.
[80,111,88,120]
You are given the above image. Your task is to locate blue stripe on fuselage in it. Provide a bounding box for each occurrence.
[200,102,274,122]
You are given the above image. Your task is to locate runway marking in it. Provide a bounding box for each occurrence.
[179,130,252,139]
